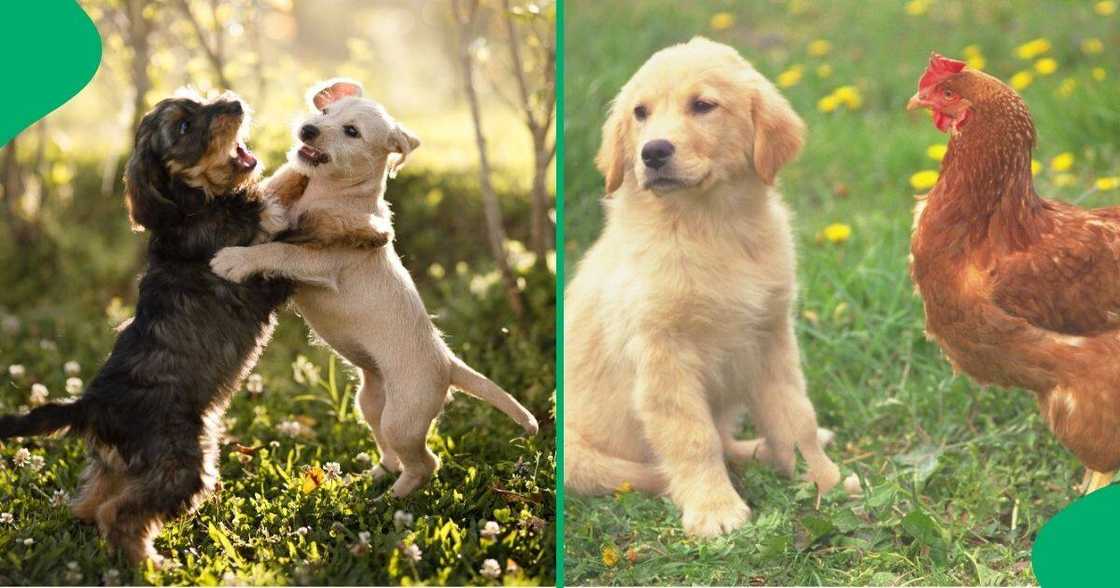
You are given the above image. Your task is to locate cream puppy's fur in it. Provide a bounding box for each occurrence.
[211,80,539,497]
[564,38,841,537]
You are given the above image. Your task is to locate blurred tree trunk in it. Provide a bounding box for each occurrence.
[451,0,523,317]
[1,139,33,245]
[500,0,555,261]
[126,0,155,134]
[176,0,232,89]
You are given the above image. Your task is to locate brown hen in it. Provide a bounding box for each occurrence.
[908,53,1120,494]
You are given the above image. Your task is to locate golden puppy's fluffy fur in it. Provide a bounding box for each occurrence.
[564,38,842,537]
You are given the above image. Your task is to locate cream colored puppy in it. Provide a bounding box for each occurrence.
[211,79,539,497]
[564,38,841,537]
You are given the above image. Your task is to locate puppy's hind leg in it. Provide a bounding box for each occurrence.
[355,366,401,479]
[380,377,445,498]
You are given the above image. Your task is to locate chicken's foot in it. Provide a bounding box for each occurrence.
[1079,469,1116,494]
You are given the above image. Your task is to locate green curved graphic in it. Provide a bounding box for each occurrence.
[0,1,101,146]
[1032,484,1120,586]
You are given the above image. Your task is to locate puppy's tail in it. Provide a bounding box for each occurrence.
[565,431,665,495]
[449,356,539,435]
[0,400,84,439]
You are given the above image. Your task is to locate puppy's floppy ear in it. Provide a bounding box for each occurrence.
[386,124,420,178]
[123,116,177,231]
[596,98,630,195]
[309,78,364,111]
[750,82,805,185]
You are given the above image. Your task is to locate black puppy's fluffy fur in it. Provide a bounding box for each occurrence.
[0,93,294,565]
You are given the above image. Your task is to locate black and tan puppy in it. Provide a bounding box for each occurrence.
[0,92,305,565]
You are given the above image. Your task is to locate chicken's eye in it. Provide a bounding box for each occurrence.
[633,105,648,121]
[691,99,717,114]
[943,89,955,99]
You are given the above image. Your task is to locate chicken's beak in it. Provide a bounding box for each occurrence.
[907,92,929,111]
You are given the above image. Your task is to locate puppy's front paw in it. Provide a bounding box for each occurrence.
[681,494,750,537]
[210,247,257,283]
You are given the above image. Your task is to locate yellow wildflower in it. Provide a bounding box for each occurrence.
[1009,71,1034,90]
[966,54,986,70]
[822,223,852,244]
[818,94,840,112]
[808,39,832,57]
[1031,160,1041,176]
[1097,177,1120,191]
[1092,67,1107,81]
[833,85,863,109]
[962,44,982,57]
[710,12,735,31]
[1095,1,1116,15]
[1034,58,1058,75]
[1081,38,1104,54]
[927,144,948,161]
[1057,78,1077,97]
[602,545,621,567]
[615,481,633,494]
[777,65,804,88]
[1015,38,1051,60]
[905,0,930,16]
[1050,152,1074,172]
[817,64,833,78]
[1053,174,1077,188]
[910,170,940,190]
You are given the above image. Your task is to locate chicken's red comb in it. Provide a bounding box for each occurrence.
[918,53,967,91]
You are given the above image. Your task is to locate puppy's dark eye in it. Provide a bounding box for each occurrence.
[322,108,329,115]
[344,125,360,138]
[633,105,648,121]
[178,120,191,135]
[691,99,717,114]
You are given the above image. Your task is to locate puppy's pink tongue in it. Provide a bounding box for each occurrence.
[236,143,257,169]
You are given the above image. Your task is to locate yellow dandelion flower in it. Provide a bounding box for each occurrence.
[1034,58,1058,75]
[1054,173,1077,187]
[615,481,633,494]
[602,545,621,567]
[1092,67,1107,81]
[1081,38,1104,54]
[808,39,832,57]
[905,0,930,16]
[1095,1,1116,15]
[818,94,840,112]
[962,44,982,57]
[1057,78,1077,97]
[1015,38,1051,60]
[710,12,735,31]
[1050,152,1074,172]
[1097,177,1120,191]
[966,54,986,70]
[777,65,803,88]
[1031,160,1041,176]
[1010,71,1034,90]
[822,223,852,244]
[910,170,940,190]
[817,64,833,78]
[833,85,863,109]
[927,144,948,161]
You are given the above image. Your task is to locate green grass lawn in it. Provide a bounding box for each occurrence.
[0,168,555,585]
[562,0,1120,585]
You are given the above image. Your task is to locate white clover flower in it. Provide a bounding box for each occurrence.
[246,373,264,395]
[394,509,414,528]
[277,419,304,438]
[295,526,309,536]
[221,571,238,586]
[28,455,45,472]
[64,361,81,376]
[8,364,25,379]
[0,512,12,524]
[13,448,31,467]
[480,520,501,539]
[29,383,49,406]
[67,561,79,571]
[323,462,342,479]
[103,568,121,586]
[51,489,69,507]
[235,453,252,465]
[65,377,83,395]
[480,558,501,578]
[402,543,422,562]
[350,530,372,555]
[358,531,371,545]
[39,339,57,352]
[292,356,320,386]
[22,537,34,546]
[355,451,371,465]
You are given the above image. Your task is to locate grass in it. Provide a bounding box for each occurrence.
[0,167,555,584]
[562,0,1120,585]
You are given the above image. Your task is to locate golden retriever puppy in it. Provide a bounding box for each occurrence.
[564,37,842,537]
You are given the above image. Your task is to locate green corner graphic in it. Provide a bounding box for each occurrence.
[1032,484,1120,586]
[0,1,101,146]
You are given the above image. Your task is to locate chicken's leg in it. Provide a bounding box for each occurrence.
[1080,469,1116,494]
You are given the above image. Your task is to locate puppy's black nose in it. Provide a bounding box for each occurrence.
[300,124,320,142]
[219,100,243,116]
[641,139,675,169]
